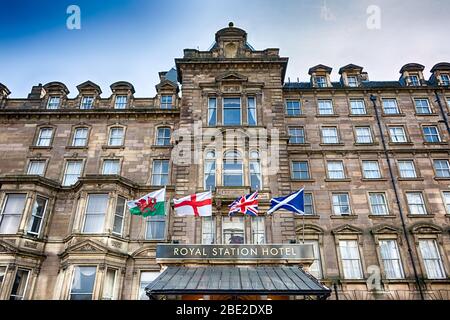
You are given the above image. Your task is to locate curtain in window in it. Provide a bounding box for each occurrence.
[146,216,166,240]
[247,97,257,126]
[0,194,26,234]
[339,240,363,279]
[379,240,404,279]
[70,266,96,300]
[27,161,45,175]
[63,161,82,186]
[202,216,215,244]
[9,269,29,300]
[83,194,108,233]
[419,240,445,279]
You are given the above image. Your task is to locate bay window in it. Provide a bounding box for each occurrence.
[112,197,126,236]
[0,194,26,234]
[207,97,217,126]
[9,269,30,300]
[223,150,243,187]
[27,196,48,237]
[70,266,97,300]
[83,194,108,233]
[223,97,241,125]
[247,97,257,126]
[249,150,262,190]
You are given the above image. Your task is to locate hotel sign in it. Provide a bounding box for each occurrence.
[156,244,314,261]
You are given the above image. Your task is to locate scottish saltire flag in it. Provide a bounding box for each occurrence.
[267,188,305,215]
[228,191,259,217]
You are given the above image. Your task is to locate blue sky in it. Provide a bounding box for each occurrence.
[1,0,449,97]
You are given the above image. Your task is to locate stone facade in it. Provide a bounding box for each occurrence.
[0,23,449,300]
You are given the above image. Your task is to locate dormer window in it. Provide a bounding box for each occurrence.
[409,74,420,86]
[316,76,327,88]
[347,76,358,87]
[160,95,173,109]
[115,95,127,109]
[441,74,450,86]
[80,96,94,109]
[47,96,60,109]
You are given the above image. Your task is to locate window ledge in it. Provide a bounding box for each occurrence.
[291,179,316,183]
[423,142,448,145]
[381,113,406,117]
[29,146,53,150]
[324,178,351,182]
[368,214,396,219]
[330,215,357,219]
[361,178,388,182]
[294,215,320,219]
[102,145,125,150]
[348,114,372,117]
[388,142,414,146]
[414,113,439,116]
[288,143,311,147]
[434,177,450,181]
[397,177,424,181]
[65,146,88,150]
[407,214,435,218]
[151,145,174,149]
[315,114,340,118]
[319,143,345,147]
[445,214,450,218]
[354,143,379,147]
[285,115,307,118]
[338,279,367,284]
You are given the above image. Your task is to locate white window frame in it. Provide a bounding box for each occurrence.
[379,240,405,279]
[414,98,432,114]
[434,160,450,178]
[0,193,27,235]
[82,194,108,234]
[288,127,305,144]
[327,161,345,180]
[292,161,310,180]
[47,96,61,109]
[9,268,30,300]
[355,127,373,144]
[27,195,48,237]
[321,127,339,144]
[423,126,441,143]
[362,160,382,179]
[382,98,400,114]
[145,215,166,240]
[247,96,257,126]
[222,97,242,126]
[251,216,265,244]
[369,192,389,215]
[339,240,363,279]
[156,127,171,146]
[36,128,53,147]
[406,192,427,215]
[69,266,97,300]
[112,196,126,236]
[62,160,83,186]
[389,127,407,143]
[207,97,217,126]
[201,216,216,244]
[151,160,169,186]
[108,127,124,146]
[347,76,358,87]
[222,216,245,244]
[350,99,366,114]
[318,99,334,115]
[332,193,351,215]
[285,100,302,116]
[398,160,417,178]
[418,240,446,279]
[80,96,94,109]
[27,160,46,176]
[160,95,173,109]
[114,95,127,109]
[72,127,89,147]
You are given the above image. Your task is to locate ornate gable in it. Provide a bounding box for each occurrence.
[62,239,109,256]
[371,224,402,235]
[216,72,248,83]
[0,239,18,254]
[411,223,442,234]
[332,224,363,235]
[296,224,324,235]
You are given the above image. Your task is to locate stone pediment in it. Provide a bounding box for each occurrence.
[0,239,18,254]
[64,239,109,255]
[131,246,156,258]
[296,224,324,234]
[216,72,248,83]
[156,79,178,91]
[332,224,363,235]
[371,224,401,235]
[410,223,442,234]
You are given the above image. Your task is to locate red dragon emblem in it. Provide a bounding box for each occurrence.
[137,197,157,215]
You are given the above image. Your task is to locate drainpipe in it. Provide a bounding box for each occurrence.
[369,94,424,300]
[434,89,450,137]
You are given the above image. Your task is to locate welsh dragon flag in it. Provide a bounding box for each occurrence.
[127,188,166,217]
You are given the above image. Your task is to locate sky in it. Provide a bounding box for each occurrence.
[0,0,449,98]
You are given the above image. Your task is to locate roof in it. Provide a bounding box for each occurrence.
[339,64,364,74]
[145,266,331,298]
[431,62,450,73]
[308,64,332,75]
[400,63,425,73]
[283,80,413,90]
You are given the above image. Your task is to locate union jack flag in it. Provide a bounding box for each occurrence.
[228,191,259,217]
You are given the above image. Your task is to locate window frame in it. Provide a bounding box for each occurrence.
[349,99,366,115]
[422,125,441,143]
[0,193,27,235]
[285,99,302,116]
[69,265,98,300]
[80,96,94,110]
[26,159,47,176]
[354,126,374,144]
[288,127,306,144]
[114,95,128,109]
[145,215,166,240]
[388,126,408,143]
[9,268,31,300]
[414,98,432,114]
[207,97,217,126]
[405,192,428,215]
[381,98,401,115]
[326,160,346,180]
[82,193,109,234]
[338,240,364,279]
[222,97,242,126]
[46,96,61,109]
[222,150,244,187]
[151,159,170,186]
[368,192,389,216]
[62,159,84,186]
[378,239,405,279]
[291,161,310,180]
[247,96,257,126]
[155,127,171,146]
[112,196,126,236]
[362,160,382,179]
[397,160,418,179]
[433,159,450,178]
[160,95,173,109]
[332,192,351,216]
[222,216,245,244]
[108,127,125,147]
[201,216,216,244]
[251,216,266,244]
[317,99,334,115]
[72,127,89,147]
[321,126,340,144]
[36,127,54,147]
[26,195,48,237]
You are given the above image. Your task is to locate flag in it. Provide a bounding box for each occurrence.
[173,191,212,217]
[267,188,304,215]
[127,188,166,217]
[228,191,259,216]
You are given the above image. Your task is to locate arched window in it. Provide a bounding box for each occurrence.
[204,150,216,190]
[249,150,262,190]
[108,127,124,146]
[223,150,243,187]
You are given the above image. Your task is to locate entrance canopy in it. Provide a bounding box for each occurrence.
[146,266,331,299]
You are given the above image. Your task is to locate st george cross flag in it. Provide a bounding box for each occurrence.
[127,188,166,217]
[173,191,212,217]
[267,188,305,215]
[228,191,259,217]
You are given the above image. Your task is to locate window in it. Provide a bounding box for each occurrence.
[327,161,345,180]
[247,97,257,126]
[80,96,94,109]
[223,151,243,187]
[63,160,83,186]
[339,240,363,279]
[382,99,400,114]
[285,100,301,116]
[72,128,88,147]
[414,99,432,114]
[419,240,446,279]
[102,269,117,300]
[442,192,450,214]
[27,196,47,237]
[304,193,314,215]
[291,161,310,180]
[222,216,245,244]
[347,76,358,87]
[321,127,339,144]
[223,97,241,125]
[160,95,173,109]
[70,266,96,300]
[204,150,216,190]
[251,216,265,244]
[27,160,45,176]
[9,269,29,300]
[409,74,420,86]
[202,216,215,244]
[47,96,60,109]
[151,160,169,186]
[207,97,217,126]
[316,76,327,88]
[398,160,417,178]
[115,95,127,109]
[102,160,120,175]
[145,215,166,240]
[318,99,334,115]
[303,240,322,278]
[434,160,450,178]
[249,151,262,190]
[156,127,171,146]
[369,193,388,215]
[389,127,407,143]
[355,127,373,144]
[0,194,26,234]
[406,192,427,215]
[423,126,441,143]
[0,266,5,291]
[362,160,382,179]
[112,197,126,236]
[379,240,404,279]
[441,74,450,86]
[36,128,53,147]
[139,272,160,300]
[108,127,124,146]
[332,193,351,215]
[289,127,305,144]
[350,99,366,115]
[83,194,108,233]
